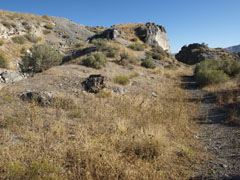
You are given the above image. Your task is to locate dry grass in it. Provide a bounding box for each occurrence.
[0,65,203,180]
[112,23,143,41]
[0,9,47,21]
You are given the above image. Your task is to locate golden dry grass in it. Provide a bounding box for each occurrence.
[0,65,203,180]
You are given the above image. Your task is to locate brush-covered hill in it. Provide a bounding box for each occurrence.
[0,9,206,180]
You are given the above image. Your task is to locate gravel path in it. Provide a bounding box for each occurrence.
[182,76,240,180]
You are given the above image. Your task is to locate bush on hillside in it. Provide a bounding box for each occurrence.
[43,29,51,35]
[146,46,167,60]
[24,33,41,43]
[12,35,26,44]
[128,43,145,51]
[1,20,11,28]
[0,40,4,46]
[195,70,230,86]
[118,53,139,66]
[21,44,62,73]
[114,76,130,85]
[194,58,240,86]
[62,34,70,39]
[74,42,85,48]
[141,57,156,69]
[106,46,119,58]
[91,39,109,51]
[0,50,8,68]
[83,52,107,69]
[44,23,54,30]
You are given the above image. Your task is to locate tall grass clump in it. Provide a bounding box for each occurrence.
[83,52,107,69]
[21,44,62,73]
[141,57,156,69]
[194,58,240,86]
[118,53,139,66]
[146,46,167,60]
[91,38,109,51]
[12,35,26,44]
[0,50,8,68]
[24,33,41,43]
[128,43,145,51]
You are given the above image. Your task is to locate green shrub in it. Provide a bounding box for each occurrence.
[74,42,85,48]
[0,40,4,46]
[141,57,156,69]
[0,50,8,68]
[129,72,139,79]
[128,43,145,51]
[119,53,139,66]
[195,70,230,86]
[1,20,11,28]
[114,76,130,85]
[146,46,167,60]
[194,58,240,86]
[106,46,119,58]
[43,29,51,35]
[24,33,41,43]
[83,52,107,69]
[11,23,16,28]
[12,35,26,44]
[42,15,51,20]
[21,44,62,73]
[62,34,70,39]
[91,38,108,51]
[44,23,54,30]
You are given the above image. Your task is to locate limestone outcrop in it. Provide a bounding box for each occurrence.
[135,22,171,52]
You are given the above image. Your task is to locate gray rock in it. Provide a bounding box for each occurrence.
[0,70,24,83]
[112,87,126,94]
[89,28,132,47]
[135,22,171,52]
[82,74,106,93]
[19,91,54,106]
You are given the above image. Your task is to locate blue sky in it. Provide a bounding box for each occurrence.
[1,0,239,53]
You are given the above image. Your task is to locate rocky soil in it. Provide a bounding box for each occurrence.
[182,75,240,180]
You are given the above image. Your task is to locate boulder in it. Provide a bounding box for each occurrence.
[90,28,125,40]
[175,43,238,65]
[19,91,54,106]
[82,74,106,93]
[135,22,171,52]
[0,70,24,83]
[89,28,132,47]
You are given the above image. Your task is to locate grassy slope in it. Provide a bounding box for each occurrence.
[0,63,204,180]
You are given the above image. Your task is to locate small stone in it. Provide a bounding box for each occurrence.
[152,92,158,97]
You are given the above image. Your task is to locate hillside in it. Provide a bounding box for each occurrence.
[225,44,240,53]
[0,9,240,180]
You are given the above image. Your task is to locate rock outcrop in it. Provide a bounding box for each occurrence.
[176,43,238,65]
[225,45,240,53]
[82,74,106,93]
[135,22,171,52]
[89,28,132,47]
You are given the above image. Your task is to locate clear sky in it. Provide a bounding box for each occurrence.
[1,0,239,53]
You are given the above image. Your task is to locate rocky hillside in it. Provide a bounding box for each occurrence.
[225,44,240,53]
[176,43,239,65]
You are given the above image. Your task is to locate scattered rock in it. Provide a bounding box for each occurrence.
[82,74,106,93]
[19,91,54,106]
[152,92,158,97]
[112,87,126,94]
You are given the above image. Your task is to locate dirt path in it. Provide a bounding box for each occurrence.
[182,75,240,180]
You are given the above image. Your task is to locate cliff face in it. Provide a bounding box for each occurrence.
[136,22,171,52]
